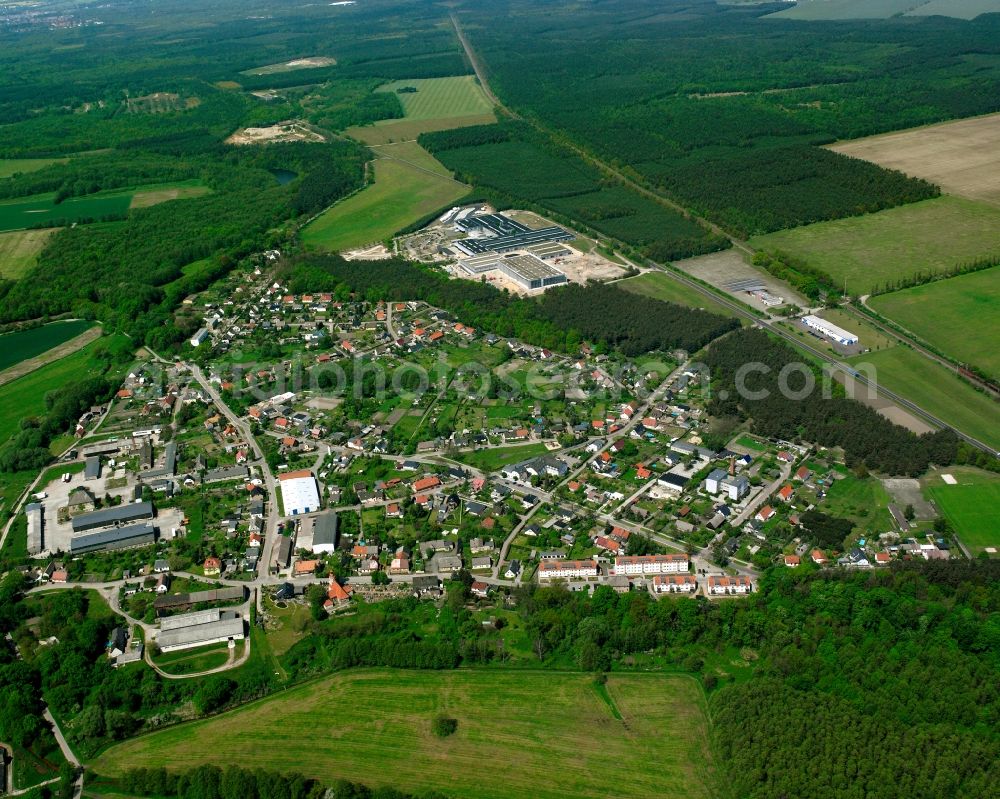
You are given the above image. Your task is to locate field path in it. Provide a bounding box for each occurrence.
[0,325,102,388]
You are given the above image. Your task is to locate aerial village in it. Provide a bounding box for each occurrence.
[14,213,957,664]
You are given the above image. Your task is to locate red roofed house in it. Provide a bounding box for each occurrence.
[795,466,811,482]
[756,505,775,523]
[777,484,794,503]
[784,554,801,567]
[636,464,652,480]
[811,549,828,565]
[875,551,891,565]
[203,557,221,576]
[412,475,441,492]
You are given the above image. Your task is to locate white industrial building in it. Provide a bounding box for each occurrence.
[613,553,689,576]
[801,315,858,346]
[705,469,750,501]
[190,328,209,347]
[157,608,245,652]
[279,470,321,516]
[458,251,567,292]
[25,502,43,556]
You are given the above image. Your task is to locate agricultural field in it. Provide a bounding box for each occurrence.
[91,670,717,799]
[0,320,96,372]
[924,468,1000,554]
[0,228,56,279]
[767,0,1000,19]
[0,190,133,233]
[0,335,123,443]
[301,157,468,252]
[619,271,741,320]
[868,267,1000,379]
[829,112,1000,206]
[368,140,453,177]
[0,157,66,179]
[847,346,1000,451]
[151,641,240,675]
[348,76,496,145]
[751,196,1000,296]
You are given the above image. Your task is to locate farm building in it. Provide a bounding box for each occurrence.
[802,315,859,346]
[69,522,156,554]
[190,328,209,347]
[71,501,154,533]
[25,502,43,556]
[279,470,320,515]
[156,608,245,653]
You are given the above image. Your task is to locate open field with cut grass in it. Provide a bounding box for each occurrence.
[751,196,1000,296]
[847,346,1000,450]
[347,76,496,145]
[0,336,122,442]
[924,467,1000,554]
[91,670,717,799]
[0,320,96,372]
[369,140,453,176]
[0,157,67,179]
[619,271,741,320]
[868,267,1000,379]
[0,228,56,278]
[377,76,493,120]
[302,157,467,251]
[829,112,1000,206]
[0,190,133,232]
[129,180,210,209]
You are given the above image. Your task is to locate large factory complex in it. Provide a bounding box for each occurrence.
[443,209,574,292]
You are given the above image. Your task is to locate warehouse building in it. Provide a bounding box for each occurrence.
[801,315,859,346]
[500,253,568,290]
[26,502,43,556]
[455,213,530,236]
[278,470,320,515]
[157,608,245,653]
[71,501,154,533]
[70,522,156,554]
[454,226,574,256]
[153,586,246,612]
[307,511,339,554]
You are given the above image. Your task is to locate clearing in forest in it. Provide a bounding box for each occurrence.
[92,669,718,799]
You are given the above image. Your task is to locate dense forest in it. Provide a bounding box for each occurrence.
[420,121,729,261]
[702,328,959,475]
[459,0,999,237]
[284,253,738,355]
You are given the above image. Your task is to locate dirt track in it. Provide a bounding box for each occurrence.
[0,325,102,388]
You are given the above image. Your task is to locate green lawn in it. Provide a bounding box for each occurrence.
[453,442,551,471]
[376,76,493,121]
[924,468,1000,554]
[0,336,123,442]
[0,228,57,278]
[301,157,468,251]
[0,320,96,371]
[847,347,1000,450]
[91,670,717,799]
[0,189,134,232]
[751,196,1000,296]
[869,266,1000,380]
[619,271,740,319]
[151,641,236,675]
